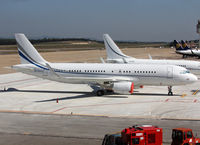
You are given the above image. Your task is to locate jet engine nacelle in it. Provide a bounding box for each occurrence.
[112,82,134,94]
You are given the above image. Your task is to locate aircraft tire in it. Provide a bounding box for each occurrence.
[168,92,173,96]
[97,90,105,96]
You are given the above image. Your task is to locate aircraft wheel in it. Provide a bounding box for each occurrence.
[168,92,173,96]
[96,90,105,96]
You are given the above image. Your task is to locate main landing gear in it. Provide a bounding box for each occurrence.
[96,90,105,96]
[96,89,114,96]
[168,86,173,96]
[182,54,187,58]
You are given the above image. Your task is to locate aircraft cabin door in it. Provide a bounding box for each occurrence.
[167,66,173,78]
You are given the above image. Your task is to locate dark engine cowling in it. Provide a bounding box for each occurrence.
[112,82,134,94]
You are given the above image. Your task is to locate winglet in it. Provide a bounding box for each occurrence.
[148,54,152,59]
[100,57,105,63]
[122,58,128,63]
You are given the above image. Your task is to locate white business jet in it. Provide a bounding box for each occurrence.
[12,34,197,96]
[103,34,200,75]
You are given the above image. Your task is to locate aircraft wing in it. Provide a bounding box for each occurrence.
[63,76,138,84]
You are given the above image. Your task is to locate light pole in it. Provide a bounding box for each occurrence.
[196,20,200,48]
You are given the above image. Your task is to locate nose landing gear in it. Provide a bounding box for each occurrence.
[168,86,173,96]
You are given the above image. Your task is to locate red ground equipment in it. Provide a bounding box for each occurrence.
[121,125,162,145]
[171,128,200,145]
[102,125,163,145]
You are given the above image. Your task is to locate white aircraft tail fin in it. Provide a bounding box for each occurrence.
[148,54,152,59]
[100,57,105,63]
[103,34,130,59]
[15,33,47,66]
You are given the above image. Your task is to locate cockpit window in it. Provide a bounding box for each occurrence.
[180,70,190,74]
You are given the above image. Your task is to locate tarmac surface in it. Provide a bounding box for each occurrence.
[1,112,200,145]
[0,73,200,120]
[0,72,200,144]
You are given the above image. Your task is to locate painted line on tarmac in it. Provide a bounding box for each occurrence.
[51,99,199,113]
[181,94,187,98]
[193,89,200,95]
[0,110,109,118]
[2,110,200,121]
[51,100,163,113]
[0,110,54,115]
[51,107,67,113]
[193,99,198,103]
[165,98,169,102]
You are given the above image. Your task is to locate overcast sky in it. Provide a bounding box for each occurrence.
[1,0,200,41]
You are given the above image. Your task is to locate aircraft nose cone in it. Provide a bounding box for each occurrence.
[187,74,198,83]
[193,75,198,82]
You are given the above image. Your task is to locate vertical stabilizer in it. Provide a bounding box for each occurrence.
[103,34,130,59]
[15,33,47,66]
[174,40,183,51]
[181,40,191,50]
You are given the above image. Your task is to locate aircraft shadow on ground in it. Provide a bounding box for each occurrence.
[1,88,181,102]
[36,94,128,103]
[1,88,128,102]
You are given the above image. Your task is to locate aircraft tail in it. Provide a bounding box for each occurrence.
[103,34,130,59]
[173,40,183,51]
[181,40,191,50]
[15,33,47,66]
